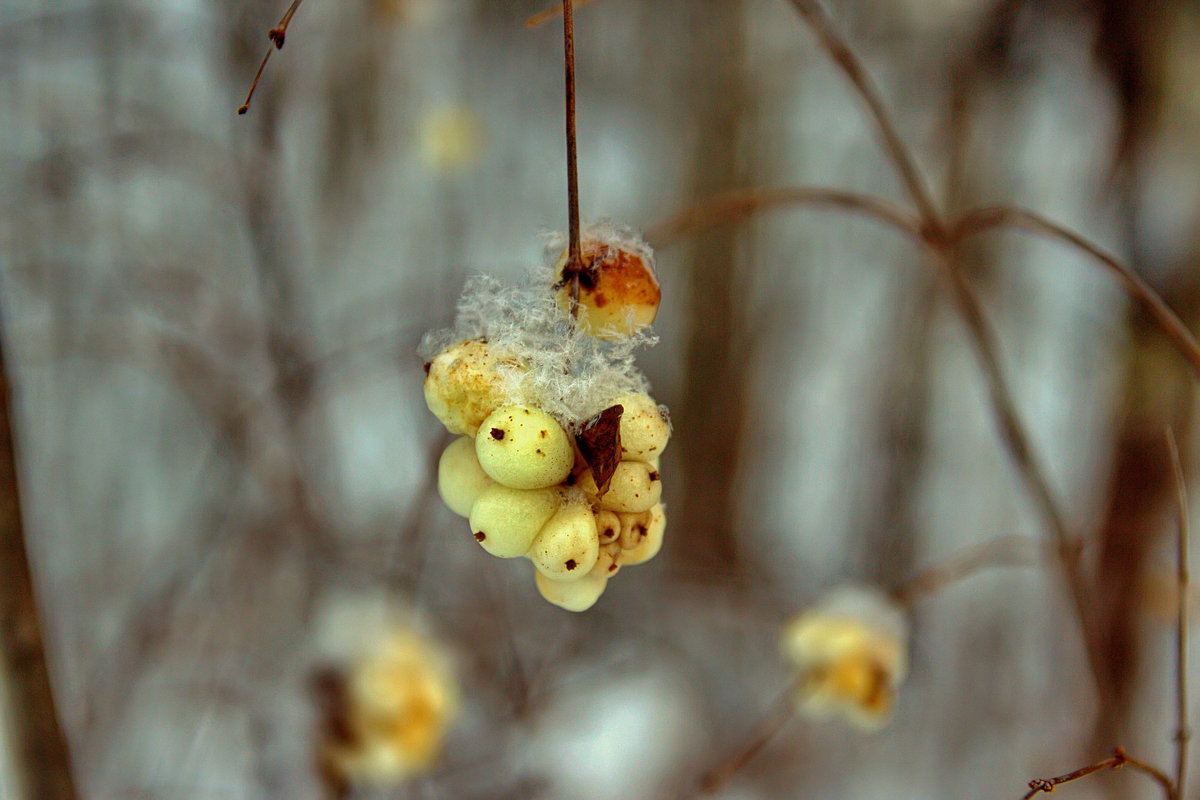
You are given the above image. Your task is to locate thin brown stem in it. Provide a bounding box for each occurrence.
[526,0,599,29]
[949,206,1200,381]
[933,250,1106,695]
[785,0,941,229]
[1022,749,1173,800]
[1167,428,1191,800]
[780,0,1105,702]
[894,534,1045,607]
[237,0,306,115]
[688,689,794,799]
[0,321,79,798]
[646,186,923,249]
[561,0,583,317]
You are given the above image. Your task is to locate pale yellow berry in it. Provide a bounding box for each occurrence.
[437,437,493,517]
[535,569,608,612]
[598,461,662,513]
[611,393,670,461]
[620,503,665,566]
[475,405,574,490]
[617,509,650,550]
[590,541,623,578]
[423,340,522,436]
[468,485,560,558]
[529,501,599,580]
[595,509,621,545]
[555,240,660,339]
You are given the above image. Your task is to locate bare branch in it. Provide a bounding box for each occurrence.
[949,205,1200,382]
[1022,749,1174,800]
[646,186,923,249]
[1166,428,1191,800]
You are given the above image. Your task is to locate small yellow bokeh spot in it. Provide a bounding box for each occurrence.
[419,106,485,173]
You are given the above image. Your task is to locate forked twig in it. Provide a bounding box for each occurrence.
[237,0,306,115]
[786,0,941,229]
[949,206,1200,379]
[1021,749,1174,800]
[781,0,1105,694]
[1166,428,1191,800]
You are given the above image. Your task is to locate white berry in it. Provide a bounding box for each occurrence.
[529,501,599,581]
[612,392,670,461]
[468,485,560,558]
[475,405,574,490]
[595,509,621,545]
[620,503,665,565]
[437,437,493,517]
[535,569,608,612]
[598,461,662,513]
[423,339,521,436]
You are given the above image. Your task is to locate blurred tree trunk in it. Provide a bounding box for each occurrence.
[672,0,753,582]
[0,321,78,800]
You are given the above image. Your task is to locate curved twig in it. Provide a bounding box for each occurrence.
[646,186,923,249]
[950,205,1200,380]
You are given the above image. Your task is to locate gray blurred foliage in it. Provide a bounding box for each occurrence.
[4,0,1200,797]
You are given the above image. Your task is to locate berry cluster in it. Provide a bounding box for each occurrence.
[421,224,668,611]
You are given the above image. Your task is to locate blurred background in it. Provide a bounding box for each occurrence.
[3,0,1200,797]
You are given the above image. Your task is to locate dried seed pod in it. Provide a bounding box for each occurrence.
[598,461,662,513]
[475,405,574,490]
[611,392,670,462]
[534,569,608,612]
[437,437,493,517]
[620,503,665,566]
[423,339,522,436]
[595,509,621,545]
[555,238,660,339]
[469,485,560,558]
[529,501,600,581]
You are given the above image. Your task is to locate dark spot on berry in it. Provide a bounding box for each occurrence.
[490,428,505,440]
[565,559,577,571]
[422,362,431,374]
[648,471,660,481]
[603,527,615,539]
[539,430,547,439]
[474,532,486,542]
[536,448,544,456]
[523,408,531,415]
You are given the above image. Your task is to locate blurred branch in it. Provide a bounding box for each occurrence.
[949,206,1200,379]
[0,317,78,798]
[894,534,1046,607]
[1021,749,1173,800]
[786,0,941,227]
[238,0,307,115]
[646,186,922,248]
[1166,428,1190,800]
[684,689,794,799]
